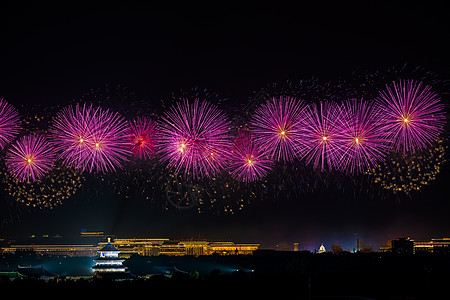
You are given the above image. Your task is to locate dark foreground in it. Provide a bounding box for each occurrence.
[2,251,450,299]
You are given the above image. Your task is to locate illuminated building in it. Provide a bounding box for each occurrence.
[379,240,392,253]
[380,237,414,254]
[205,241,259,255]
[414,238,450,254]
[381,237,450,254]
[92,238,134,280]
[80,229,104,238]
[1,238,259,258]
[318,243,326,253]
[1,244,99,257]
[92,239,126,273]
[98,238,259,258]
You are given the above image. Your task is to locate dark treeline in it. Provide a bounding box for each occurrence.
[2,251,450,299]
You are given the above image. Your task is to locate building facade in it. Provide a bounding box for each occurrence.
[98,239,259,258]
[413,238,450,254]
[1,238,259,257]
[1,244,99,257]
[92,240,127,273]
[381,237,450,254]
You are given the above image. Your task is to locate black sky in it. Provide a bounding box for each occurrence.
[1,3,449,250]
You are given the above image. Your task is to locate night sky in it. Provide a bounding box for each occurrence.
[1,3,449,250]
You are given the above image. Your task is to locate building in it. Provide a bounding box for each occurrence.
[205,241,259,255]
[80,229,108,245]
[80,229,104,238]
[104,238,169,257]
[2,244,99,257]
[1,237,259,258]
[318,243,326,253]
[392,237,414,254]
[412,238,450,254]
[98,238,260,258]
[381,237,450,254]
[92,239,134,280]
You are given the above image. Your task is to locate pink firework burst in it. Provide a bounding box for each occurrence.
[250,96,306,162]
[376,80,446,153]
[85,106,130,172]
[335,99,391,174]
[302,101,343,171]
[228,131,274,182]
[0,98,21,149]
[6,134,55,182]
[50,104,91,169]
[50,104,130,172]
[158,99,232,179]
[127,116,158,160]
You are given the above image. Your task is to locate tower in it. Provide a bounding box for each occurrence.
[92,238,131,278]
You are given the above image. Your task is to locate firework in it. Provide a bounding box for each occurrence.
[368,138,447,194]
[84,106,130,172]
[158,99,232,179]
[6,134,55,182]
[50,104,90,169]
[302,101,343,171]
[1,161,84,209]
[50,104,130,173]
[250,96,306,162]
[335,99,391,174]
[127,116,157,160]
[376,80,446,153]
[228,132,274,182]
[0,98,21,149]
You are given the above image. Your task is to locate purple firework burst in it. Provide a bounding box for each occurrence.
[228,131,274,182]
[335,99,391,174]
[250,96,306,162]
[6,134,55,182]
[158,99,232,179]
[376,80,446,153]
[50,104,130,173]
[302,101,343,171]
[50,104,90,169]
[0,98,21,149]
[127,116,158,160]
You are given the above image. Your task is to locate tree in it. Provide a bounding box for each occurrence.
[331,244,343,254]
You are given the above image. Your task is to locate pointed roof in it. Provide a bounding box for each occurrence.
[99,241,120,252]
[318,243,326,253]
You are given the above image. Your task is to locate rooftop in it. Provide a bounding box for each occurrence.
[99,242,120,252]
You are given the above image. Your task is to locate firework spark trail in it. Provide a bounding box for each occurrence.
[250,96,306,162]
[0,98,21,149]
[228,131,274,182]
[368,138,447,194]
[376,80,446,154]
[2,74,449,211]
[302,101,344,171]
[127,116,158,160]
[50,104,130,173]
[158,99,232,179]
[50,104,91,169]
[336,98,392,174]
[84,106,130,172]
[6,134,55,182]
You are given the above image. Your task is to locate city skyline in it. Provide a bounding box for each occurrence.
[4,230,450,256]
